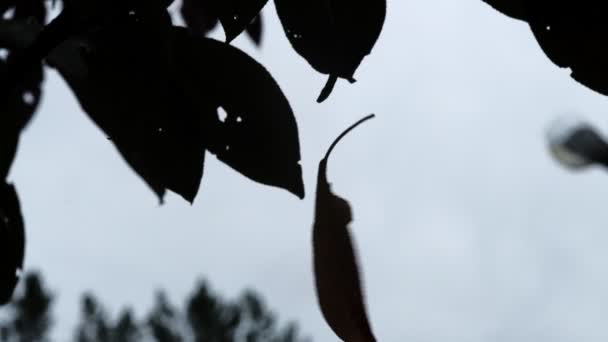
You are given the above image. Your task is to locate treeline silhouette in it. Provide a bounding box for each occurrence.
[0,272,310,342]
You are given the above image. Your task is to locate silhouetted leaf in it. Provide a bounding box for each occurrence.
[180,0,219,37]
[0,182,25,305]
[482,0,526,21]
[246,14,263,46]
[527,2,608,95]
[62,0,174,25]
[217,0,268,43]
[484,1,608,96]
[180,0,266,43]
[48,12,206,203]
[547,117,608,170]
[173,28,304,198]
[313,114,375,342]
[0,17,43,179]
[275,0,386,102]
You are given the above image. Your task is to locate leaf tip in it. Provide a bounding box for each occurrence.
[156,191,166,206]
[293,183,305,200]
[184,195,197,205]
[223,26,241,44]
[288,168,305,199]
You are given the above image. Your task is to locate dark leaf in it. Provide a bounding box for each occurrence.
[217,0,268,43]
[180,0,267,43]
[484,1,608,96]
[482,0,526,21]
[173,28,304,198]
[62,0,174,24]
[547,117,608,170]
[0,18,44,179]
[275,0,386,102]
[526,2,608,96]
[180,0,219,37]
[313,114,375,342]
[48,13,206,203]
[0,182,25,305]
[0,0,47,24]
[245,14,263,46]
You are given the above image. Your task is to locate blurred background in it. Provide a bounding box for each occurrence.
[5,0,608,340]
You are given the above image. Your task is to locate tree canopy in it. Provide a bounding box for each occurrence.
[0,272,310,342]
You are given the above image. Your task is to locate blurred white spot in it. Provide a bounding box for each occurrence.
[3,7,14,20]
[546,116,591,169]
[0,48,9,61]
[218,107,228,123]
[22,92,35,105]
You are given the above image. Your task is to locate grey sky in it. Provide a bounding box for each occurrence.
[7,0,608,340]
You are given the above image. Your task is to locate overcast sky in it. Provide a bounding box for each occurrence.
[7,0,608,341]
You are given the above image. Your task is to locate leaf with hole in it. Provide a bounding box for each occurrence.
[313,114,376,342]
[173,28,304,198]
[0,182,25,305]
[275,0,386,102]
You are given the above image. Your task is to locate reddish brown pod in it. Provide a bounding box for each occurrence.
[313,114,376,342]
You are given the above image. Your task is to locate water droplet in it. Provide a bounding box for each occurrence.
[22,92,35,105]
[3,8,15,20]
[0,48,9,61]
[218,107,228,123]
